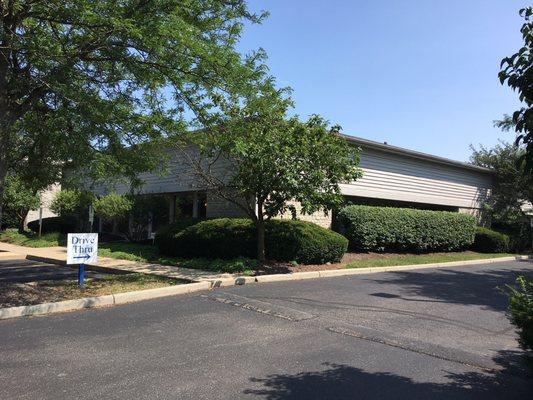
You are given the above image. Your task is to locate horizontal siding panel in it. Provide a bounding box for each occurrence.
[343,147,492,208]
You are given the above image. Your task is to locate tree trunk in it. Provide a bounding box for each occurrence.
[256,201,266,263]
[17,209,27,234]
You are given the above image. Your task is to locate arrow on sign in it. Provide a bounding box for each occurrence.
[74,254,91,261]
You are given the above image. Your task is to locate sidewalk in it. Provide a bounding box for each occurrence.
[0,242,234,283]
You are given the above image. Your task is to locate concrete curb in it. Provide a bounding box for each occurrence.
[1,255,529,320]
[0,282,212,320]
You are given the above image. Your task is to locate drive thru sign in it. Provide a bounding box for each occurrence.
[67,233,98,289]
[67,233,98,265]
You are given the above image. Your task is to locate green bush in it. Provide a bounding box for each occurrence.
[156,218,348,264]
[472,227,510,253]
[506,276,533,353]
[337,205,476,253]
[94,193,132,222]
[27,216,78,234]
[154,219,204,256]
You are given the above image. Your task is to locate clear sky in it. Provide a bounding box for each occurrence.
[237,0,529,162]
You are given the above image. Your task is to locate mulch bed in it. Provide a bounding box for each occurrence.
[253,252,399,275]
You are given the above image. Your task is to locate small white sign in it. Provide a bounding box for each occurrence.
[67,233,98,265]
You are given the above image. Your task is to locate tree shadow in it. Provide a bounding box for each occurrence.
[245,350,532,400]
[369,263,533,312]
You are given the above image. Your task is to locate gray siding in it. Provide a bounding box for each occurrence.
[88,147,230,196]
[341,147,492,209]
[86,144,493,212]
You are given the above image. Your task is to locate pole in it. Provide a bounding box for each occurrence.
[78,264,85,289]
[38,207,43,238]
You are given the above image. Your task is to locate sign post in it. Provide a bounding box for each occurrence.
[67,233,98,289]
[38,207,43,238]
[88,205,94,233]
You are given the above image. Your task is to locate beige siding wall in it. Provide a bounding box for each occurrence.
[205,191,249,218]
[341,147,492,209]
[26,184,61,224]
[83,144,493,219]
[88,147,232,196]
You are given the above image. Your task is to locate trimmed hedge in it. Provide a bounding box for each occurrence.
[337,205,476,253]
[154,219,203,256]
[472,227,510,253]
[155,218,348,264]
[27,216,78,234]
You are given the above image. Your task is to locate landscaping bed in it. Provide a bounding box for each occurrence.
[228,251,519,275]
[0,273,184,308]
[0,229,520,276]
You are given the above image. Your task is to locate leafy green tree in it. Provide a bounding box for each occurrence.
[50,189,94,230]
[186,83,362,262]
[0,0,268,226]
[499,7,533,172]
[94,193,132,233]
[470,141,533,250]
[2,174,39,232]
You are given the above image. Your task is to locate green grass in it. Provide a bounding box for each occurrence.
[0,229,65,247]
[98,242,258,274]
[345,251,516,269]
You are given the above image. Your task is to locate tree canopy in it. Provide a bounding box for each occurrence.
[499,7,533,172]
[0,0,268,223]
[185,82,362,261]
[470,141,533,250]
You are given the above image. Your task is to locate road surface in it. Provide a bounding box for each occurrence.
[1,260,532,399]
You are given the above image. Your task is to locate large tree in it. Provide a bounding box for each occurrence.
[470,141,533,249]
[0,0,267,225]
[499,7,533,172]
[184,83,362,262]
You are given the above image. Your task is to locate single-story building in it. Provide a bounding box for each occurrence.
[28,135,494,232]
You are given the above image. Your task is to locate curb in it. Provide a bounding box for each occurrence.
[0,281,212,320]
[1,255,529,320]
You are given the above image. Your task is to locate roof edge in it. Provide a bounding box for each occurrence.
[341,134,494,174]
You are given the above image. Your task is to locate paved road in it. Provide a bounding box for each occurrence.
[1,260,532,399]
[0,257,101,283]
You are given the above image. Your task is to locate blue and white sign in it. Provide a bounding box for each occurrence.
[67,233,98,265]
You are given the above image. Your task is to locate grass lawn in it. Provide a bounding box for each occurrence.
[344,251,516,269]
[0,229,64,247]
[99,242,259,274]
[0,230,258,274]
[0,229,519,275]
[0,273,184,308]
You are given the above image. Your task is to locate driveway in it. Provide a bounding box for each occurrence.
[0,256,100,283]
[0,260,532,399]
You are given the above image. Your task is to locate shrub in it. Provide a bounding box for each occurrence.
[27,216,78,234]
[157,218,348,264]
[472,227,510,253]
[337,205,476,253]
[51,189,93,216]
[94,193,132,222]
[506,276,533,353]
[154,219,204,256]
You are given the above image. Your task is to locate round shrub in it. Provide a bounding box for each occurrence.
[27,216,78,234]
[337,205,476,253]
[472,227,510,253]
[154,219,204,256]
[156,218,348,264]
[265,219,348,264]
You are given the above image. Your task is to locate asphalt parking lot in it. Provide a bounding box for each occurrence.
[1,260,532,399]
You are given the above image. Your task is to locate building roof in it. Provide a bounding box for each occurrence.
[341,134,494,174]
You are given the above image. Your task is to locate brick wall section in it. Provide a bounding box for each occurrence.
[275,200,333,229]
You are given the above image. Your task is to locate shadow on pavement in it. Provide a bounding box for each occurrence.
[245,350,532,400]
[370,264,533,312]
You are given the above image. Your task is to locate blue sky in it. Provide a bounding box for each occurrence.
[238,0,528,162]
